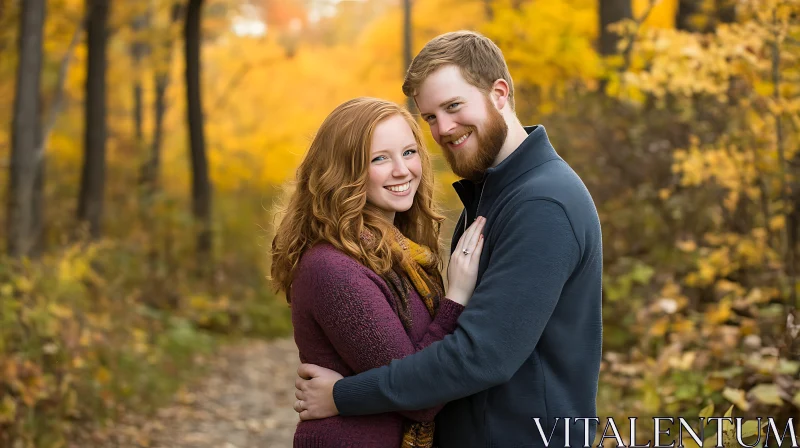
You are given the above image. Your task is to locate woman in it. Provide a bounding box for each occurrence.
[270,97,485,448]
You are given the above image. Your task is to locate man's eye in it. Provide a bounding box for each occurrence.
[447,102,461,110]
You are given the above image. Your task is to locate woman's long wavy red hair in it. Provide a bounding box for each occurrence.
[270,97,445,300]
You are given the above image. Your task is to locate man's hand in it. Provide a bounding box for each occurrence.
[294,363,343,421]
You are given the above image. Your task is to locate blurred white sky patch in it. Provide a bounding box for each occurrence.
[307,1,336,24]
[230,0,366,35]
[308,0,364,23]
[232,3,267,37]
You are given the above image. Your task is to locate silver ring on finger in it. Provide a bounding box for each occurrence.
[462,249,470,255]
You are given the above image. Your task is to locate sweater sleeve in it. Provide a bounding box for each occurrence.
[305,252,464,422]
[332,200,581,415]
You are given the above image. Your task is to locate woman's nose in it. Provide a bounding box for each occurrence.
[392,159,410,177]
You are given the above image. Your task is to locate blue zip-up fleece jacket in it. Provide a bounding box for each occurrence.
[333,125,603,448]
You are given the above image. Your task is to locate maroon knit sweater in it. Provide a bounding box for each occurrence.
[290,243,464,448]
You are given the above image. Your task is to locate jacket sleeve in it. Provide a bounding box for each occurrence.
[332,200,581,414]
[308,257,465,422]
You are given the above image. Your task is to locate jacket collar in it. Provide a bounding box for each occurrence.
[452,125,560,208]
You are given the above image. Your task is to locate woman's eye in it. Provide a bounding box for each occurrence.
[447,102,460,110]
[371,156,386,162]
[403,149,417,157]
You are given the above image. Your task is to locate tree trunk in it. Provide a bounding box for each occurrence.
[675,0,701,31]
[484,0,493,20]
[30,17,85,256]
[598,0,632,56]
[715,0,736,24]
[132,79,144,147]
[0,0,9,56]
[770,13,798,319]
[144,75,167,192]
[30,160,45,255]
[185,0,212,258]
[141,3,182,198]
[131,12,149,150]
[77,0,109,239]
[403,0,414,113]
[7,0,45,257]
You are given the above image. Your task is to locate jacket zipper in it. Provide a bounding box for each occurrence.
[464,173,489,234]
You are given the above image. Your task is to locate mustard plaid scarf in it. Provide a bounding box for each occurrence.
[360,226,444,448]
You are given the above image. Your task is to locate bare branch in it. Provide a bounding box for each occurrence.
[621,0,661,72]
[210,57,278,113]
[637,0,660,26]
[35,15,86,164]
[211,62,252,111]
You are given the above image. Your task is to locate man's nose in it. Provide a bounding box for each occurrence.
[436,115,456,137]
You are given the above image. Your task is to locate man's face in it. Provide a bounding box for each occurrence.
[415,65,507,182]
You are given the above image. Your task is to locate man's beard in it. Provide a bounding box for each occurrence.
[440,96,508,182]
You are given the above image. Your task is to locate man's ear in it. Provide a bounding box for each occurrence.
[491,79,510,111]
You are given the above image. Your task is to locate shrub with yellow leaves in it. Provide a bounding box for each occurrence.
[585,0,800,438]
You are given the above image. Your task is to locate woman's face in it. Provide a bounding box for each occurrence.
[366,114,422,223]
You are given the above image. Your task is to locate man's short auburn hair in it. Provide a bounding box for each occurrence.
[402,31,515,110]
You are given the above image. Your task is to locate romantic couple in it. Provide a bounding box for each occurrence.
[270,31,603,448]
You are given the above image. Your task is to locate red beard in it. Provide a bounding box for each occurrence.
[440,95,508,182]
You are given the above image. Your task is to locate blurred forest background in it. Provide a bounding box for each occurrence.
[1,0,799,446]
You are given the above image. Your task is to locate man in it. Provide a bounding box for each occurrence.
[293,30,603,448]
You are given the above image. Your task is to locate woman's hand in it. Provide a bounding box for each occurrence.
[446,216,485,306]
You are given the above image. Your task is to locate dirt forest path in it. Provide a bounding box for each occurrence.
[74,337,301,448]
